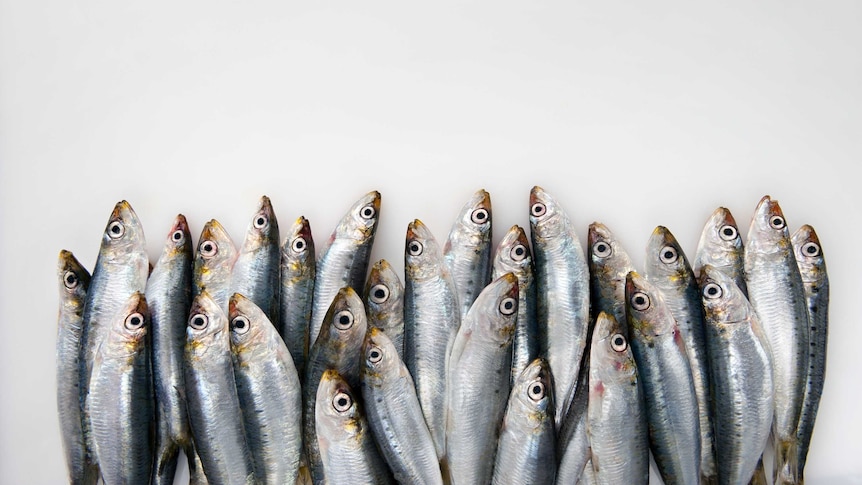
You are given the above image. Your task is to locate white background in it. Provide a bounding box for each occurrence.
[1,1,860,483]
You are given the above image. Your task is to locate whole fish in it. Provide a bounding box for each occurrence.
[792,225,829,482]
[365,259,405,360]
[309,190,380,345]
[492,225,538,386]
[744,196,809,485]
[304,287,368,484]
[700,265,774,485]
[361,328,443,485]
[626,272,701,485]
[184,293,256,485]
[644,226,716,484]
[278,216,316,376]
[88,292,153,485]
[694,207,747,295]
[78,200,149,475]
[444,189,493,319]
[231,195,280,322]
[588,222,635,326]
[587,312,649,485]
[229,293,302,485]
[529,186,590,428]
[491,358,556,485]
[445,273,518,485]
[193,219,238,312]
[56,251,97,485]
[316,371,394,485]
[403,219,460,459]
[147,215,206,485]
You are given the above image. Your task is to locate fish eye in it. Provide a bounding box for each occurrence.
[659,246,678,264]
[630,292,650,311]
[253,214,268,230]
[408,240,424,257]
[107,221,125,239]
[528,381,545,402]
[171,230,185,243]
[719,225,738,241]
[333,310,354,330]
[610,333,627,352]
[124,312,145,331]
[592,241,612,258]
[332,391,353,412]
[703,283,723,299]
[530,203,547,218]
[199,240,218,259]
[471,208,489,225]
[360,205,376,220]
[232,315,250,334]
[63,271,78,289]
[769,215,786,230]
[801,242,820,257]
[510,244,527,262]
[368,346,383,363]
[369,284,389,304]
[499,297,517,316]
[189,313,208,330]
[291,236,307,253]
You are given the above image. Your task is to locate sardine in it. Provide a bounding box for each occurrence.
[278,216,316,377]
[529,186,590,428]
[364,260,405,360]
[444,189,493,319]
[231,196,280,322]
[700,265,773,485]
[492,225,538,386]
[193,219,238,312]
[445,273,518,485]
[309,190,380,345]
[361,328,443,485]
[229,293,302,485]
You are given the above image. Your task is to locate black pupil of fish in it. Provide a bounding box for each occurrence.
[708,286,719,296]
[295,240,304,249]
[664,250,674,259]
[614,337,624,347]
[371,350,380,359]
[772,218,782,227]
[374,288,386,299]
[515,247,524,256]
[504,301,514,310]
[193,316,205,326]
[635,296,646,306]
[807,245,817,254]
[111,224,120,234]
[66,274,76,285]
[723,228,734,236]
[173,232,182,240]
[339,315,351,326]
[130,317,140,325]
[363,208,373,217]
[236,320,245,329]
[533,205,542,215]
[597,244,607,253]
[337,397,349,408]
[204,243,213,252]
[411,243,420,253]
[476,211,486,220]
[531,385,542,395]
[256,217,265,226]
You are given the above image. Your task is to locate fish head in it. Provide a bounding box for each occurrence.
[511,358,555,425]
[465,272,519,344]
[447,189,492,249]
[364,259,403,315]
[228,293,274,356]
[283,216,314,263]
[698,265,750,325]
[320,287,368,348]
[493,225,532,275]
[528,186,567,239]
[241,196,279,252]
[186,291,230,357]
[695,207,743,275]
[334,191,381,242]
[316,370,362,442]
[645,226,691,283]
[162,214,193,259]
[196,219,238,267]
[625,271,676,339]
[792,224,827,285]
[361,327,400,383]
[107,292,149,355]
[58,250,90,300]
[405,219,444,281]
[589,222,633,279]
[747,195,791,254]
[100,201,147,263]
[591,312,637,385]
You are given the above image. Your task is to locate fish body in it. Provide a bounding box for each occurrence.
[231,196,280,322]
[445,273,518,485]
[529,186,590,428]
[555,349,591,485]
[278,216,316,376]
[310,191,380,345]
[444,189,493,319]
[365,260,405,360]
[193,219,238,312]
[403,219,461,459]
[492,225,538,386]
[229,293,302,485]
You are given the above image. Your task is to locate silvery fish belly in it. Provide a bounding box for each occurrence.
[626,272,701,485]
[529,186,590,429]
[361,328,443,485]
[184,293,256,485]
[491,358,556,485]
[700,265,773,485]
[791,225,829,483]
[89,292,153,485]
[229,293,302,485]
[56,251,97,485]
[231,195,280,322]
[146,215,206,485]
[588,221,635,326]
[492,225,538,387]
[304,287,368,485]
[644,226,716,484]
[193,219,238,312]
[403,219,460,459]
[555,349,591,485]
[744,196,808,485]
[309,190,380,346]
[444,189,493,319]
[364,259,405,360]
[445,273,518,485]
[587,312,649,485]
[279,216,315,377]
[316,371,394,485]
[694,207,747,295]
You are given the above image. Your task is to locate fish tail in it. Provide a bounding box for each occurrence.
[774,439,801,484]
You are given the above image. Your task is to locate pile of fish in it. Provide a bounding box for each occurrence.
[56,186,828,485]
